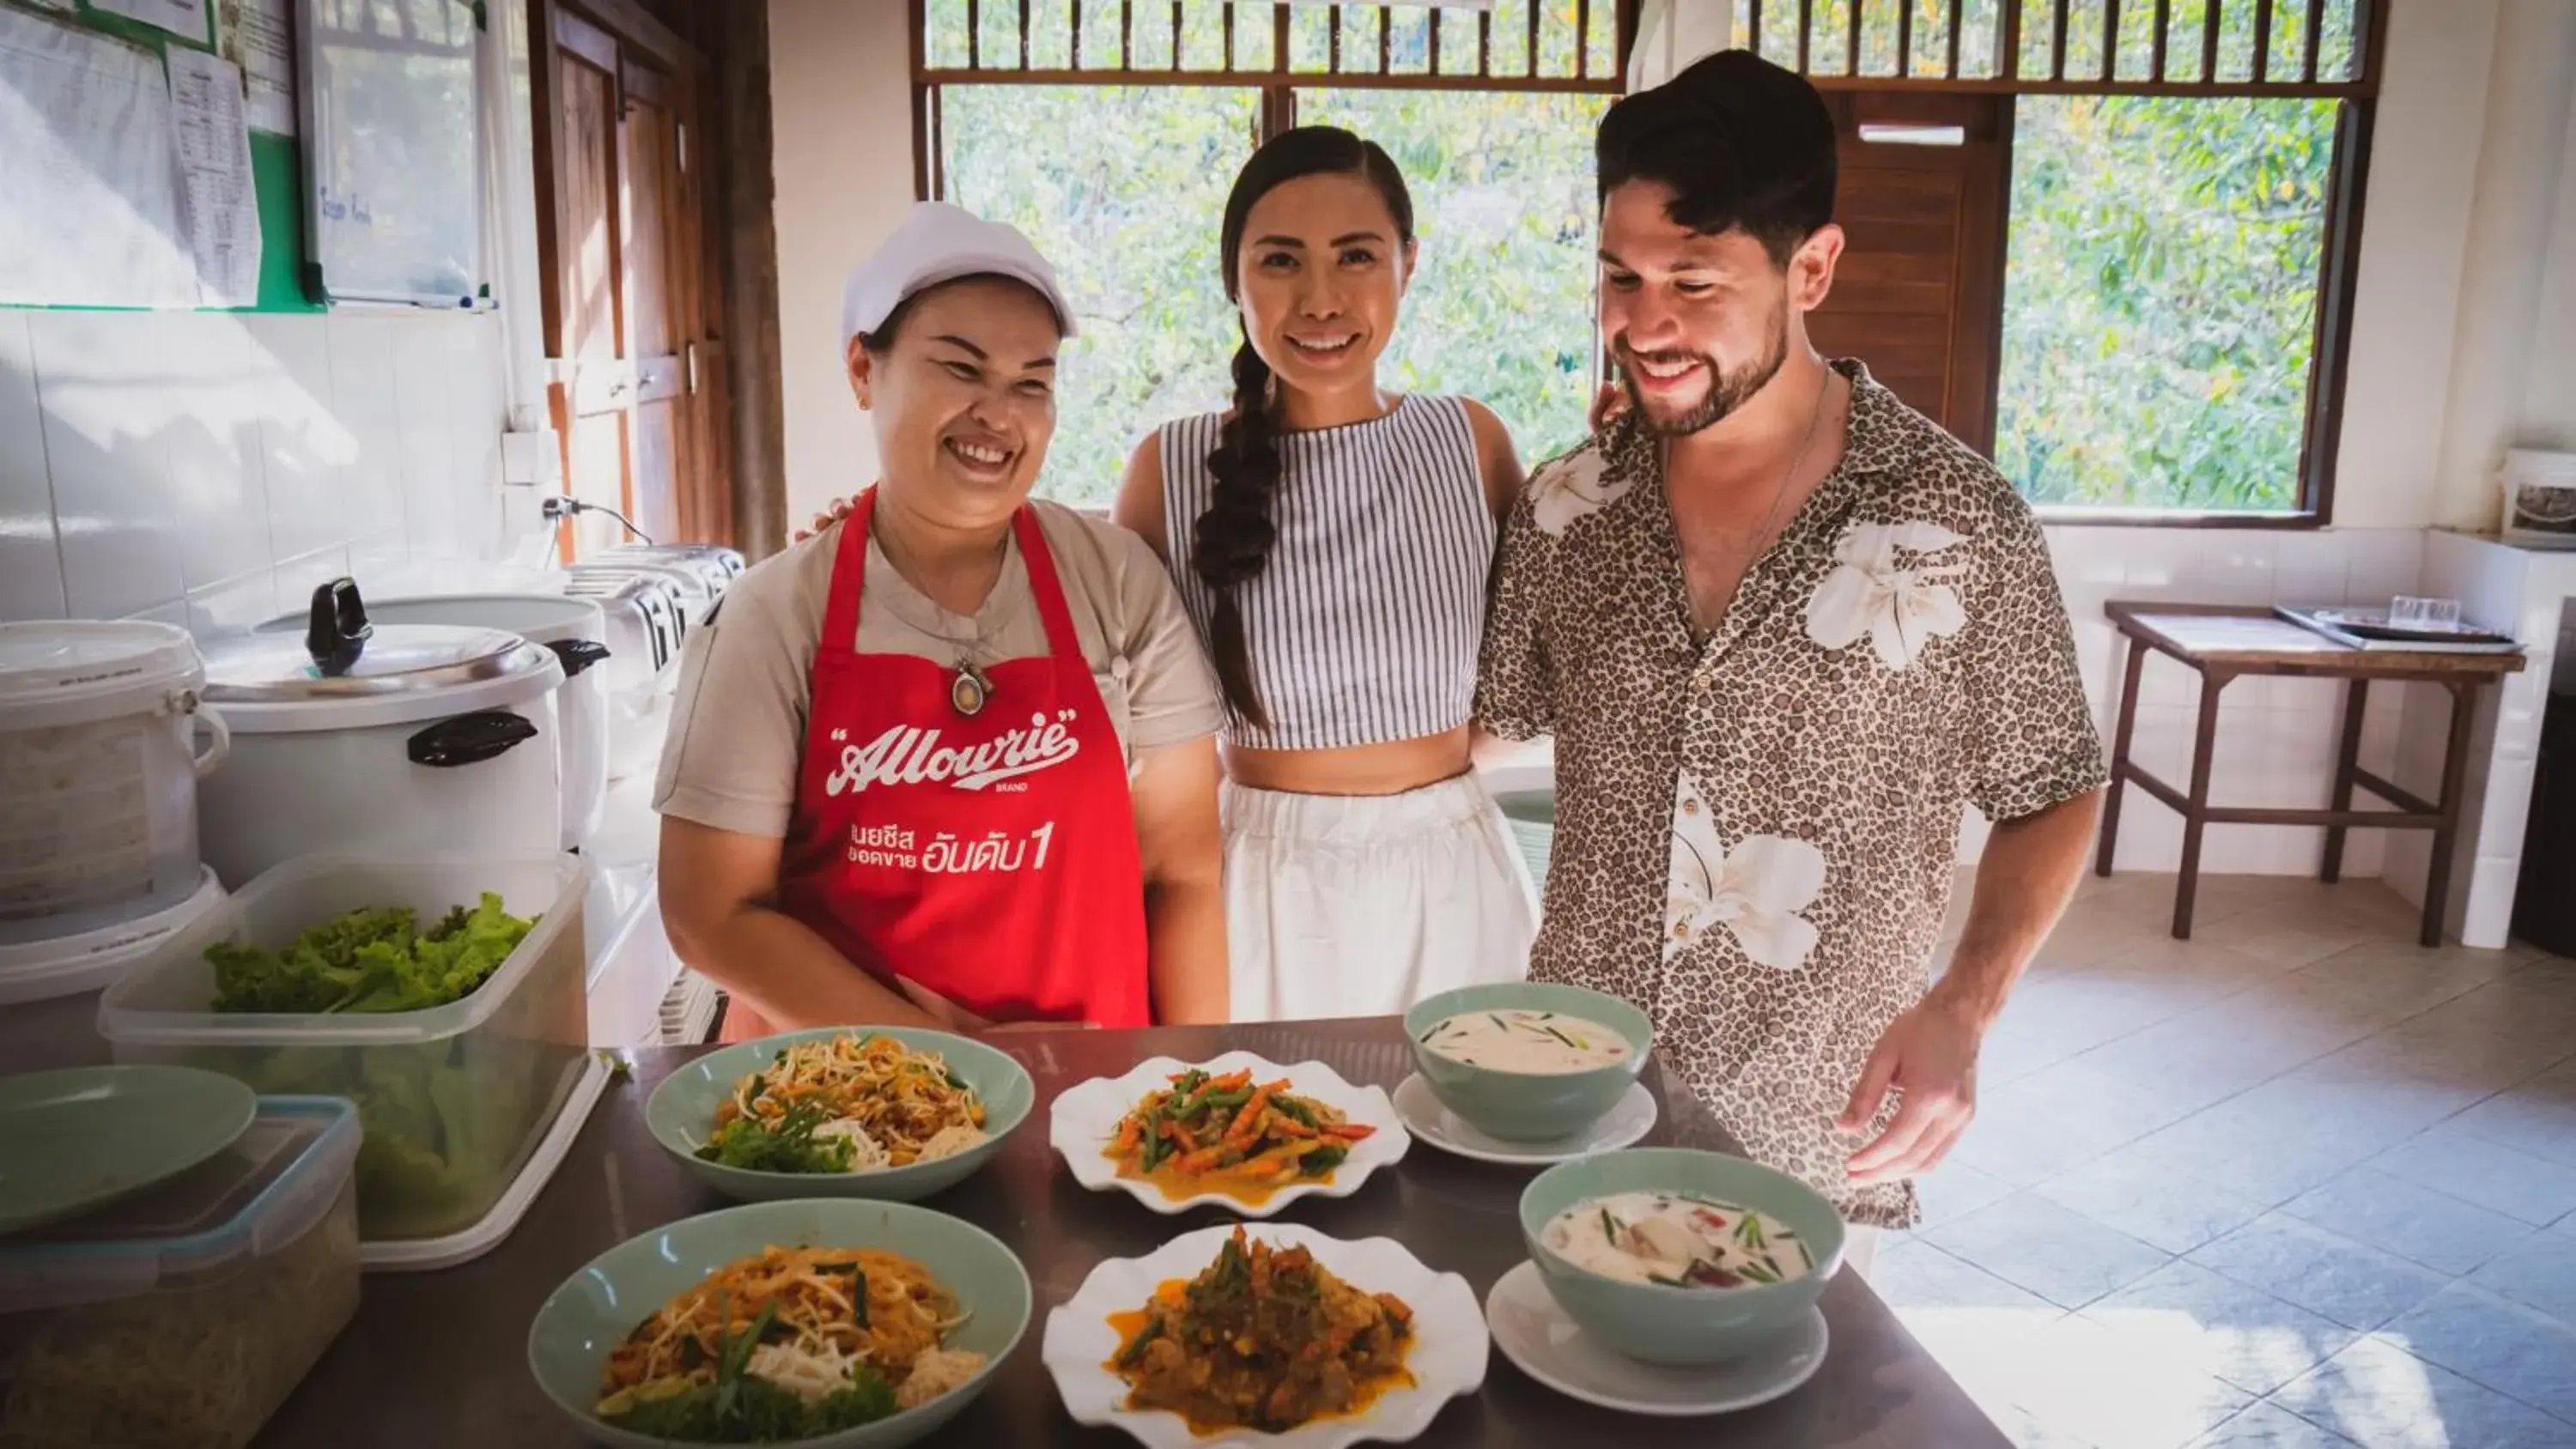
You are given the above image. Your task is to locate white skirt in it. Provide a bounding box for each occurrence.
[1223,773,1539,1023]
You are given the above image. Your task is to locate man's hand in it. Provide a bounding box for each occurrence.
[794,496,857,543]
[1838,995,1984,1186]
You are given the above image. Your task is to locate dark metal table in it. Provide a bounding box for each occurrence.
[252,1019,2008,1448]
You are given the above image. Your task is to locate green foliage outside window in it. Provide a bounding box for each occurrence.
[1997,96,2337,512]
[1300,89,1610,476]
[940,84,1607,506]
[928,4,2349,515]
[940,86,1255,506]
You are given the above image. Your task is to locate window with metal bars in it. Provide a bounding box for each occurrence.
[910,2,1637,506]
[1695,0,2379,518]
[1723,0,2372,92]
[912,0,2379,520]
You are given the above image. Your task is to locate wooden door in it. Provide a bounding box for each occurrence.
[620,65,686,548]
[1807,94,2010,454]
[538,2,730,558]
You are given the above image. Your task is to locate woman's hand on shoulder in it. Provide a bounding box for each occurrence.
[1589,381,1629,434]
[794,497,856,543]
[1460,397,1527,520]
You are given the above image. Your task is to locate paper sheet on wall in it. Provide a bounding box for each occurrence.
[0,8,199,308]
[165,46,259,307]
[88,0,211,45]
[216,0,293,135]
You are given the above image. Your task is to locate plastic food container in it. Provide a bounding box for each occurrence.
[0,869,229,1075]
[95,852,591,1242]
[0,867,225,1010]
[0,1095,361,1449]
[0,621,229,945]
[363,1052,611,1273]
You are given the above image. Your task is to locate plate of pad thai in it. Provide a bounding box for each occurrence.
[529,1198,1030,1449]
[647,1028,1036,1203]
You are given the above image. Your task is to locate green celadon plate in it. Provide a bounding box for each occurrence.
[645,1027,1034,1203]
[0,1064,258,1234]
[526,1197,1033,1449]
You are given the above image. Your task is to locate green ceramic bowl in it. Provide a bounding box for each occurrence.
[1519,1148,1845,1367]
[645,1028,1034,1203]
[527,1197,1030,1449]
[1402,982,1653,1143]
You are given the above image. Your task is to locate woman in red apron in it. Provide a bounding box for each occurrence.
[653,203,1230,1036]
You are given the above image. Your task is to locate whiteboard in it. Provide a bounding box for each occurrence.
[297,0,482,306]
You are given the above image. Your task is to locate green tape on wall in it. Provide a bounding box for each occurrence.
[245,129,320,312]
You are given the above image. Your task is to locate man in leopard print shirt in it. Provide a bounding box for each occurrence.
[1476,51,2106,1247]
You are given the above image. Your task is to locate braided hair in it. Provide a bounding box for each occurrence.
[1192,126,1415,731]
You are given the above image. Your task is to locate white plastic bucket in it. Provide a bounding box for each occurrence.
[0,622,228,944]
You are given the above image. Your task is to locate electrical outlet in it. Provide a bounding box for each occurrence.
[501,429,563,487]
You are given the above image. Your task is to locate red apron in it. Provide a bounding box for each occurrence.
[726,490,1152,1040]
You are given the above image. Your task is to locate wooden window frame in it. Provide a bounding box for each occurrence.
[908,2,1643,199]
[908,0,2384,527]
[1689,0,2387,527]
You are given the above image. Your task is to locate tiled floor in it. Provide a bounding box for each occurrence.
[1890,871,2576,1449]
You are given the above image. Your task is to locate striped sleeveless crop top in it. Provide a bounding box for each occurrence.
[1158,395,1497,751]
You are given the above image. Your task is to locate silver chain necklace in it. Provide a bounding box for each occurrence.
[874,516,1007,718]
[1747,369,1834,557]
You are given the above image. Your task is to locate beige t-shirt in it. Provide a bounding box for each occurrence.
[653,500,1224,840]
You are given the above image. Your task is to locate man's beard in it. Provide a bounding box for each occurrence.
[1618,305,1790,438]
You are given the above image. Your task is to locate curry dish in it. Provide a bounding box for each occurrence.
[1105,1228,1414,1434]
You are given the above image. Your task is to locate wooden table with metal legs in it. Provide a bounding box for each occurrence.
[2096,603,2525,947]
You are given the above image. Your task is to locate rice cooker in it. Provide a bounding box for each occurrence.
[252,591,611,852]
[560,571,686,781]
[196,581,564,888]
[568,558,716,632]
[594,543,745,596]
[0,621,229,945]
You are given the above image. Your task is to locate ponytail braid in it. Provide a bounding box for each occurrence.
[1190,125,1414,736]
[1192,337,1282,731]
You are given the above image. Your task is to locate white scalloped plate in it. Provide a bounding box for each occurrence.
[1042,1223,1489,1449]
[1048,1051,1410,1218]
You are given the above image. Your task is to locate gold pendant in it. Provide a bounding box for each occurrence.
[950,660,989,717]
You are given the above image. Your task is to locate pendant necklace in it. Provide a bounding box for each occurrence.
[950,646,993,718]
[945,587,1005,718]
[873,512,1008,718]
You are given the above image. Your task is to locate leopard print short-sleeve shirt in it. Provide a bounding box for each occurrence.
[1477,361,2106,1228]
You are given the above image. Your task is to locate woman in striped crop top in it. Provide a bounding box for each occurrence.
[1115,127,1539,1023]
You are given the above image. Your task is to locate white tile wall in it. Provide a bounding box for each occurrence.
[0,313,64,620]
[323,316,411,548]
[2267,527,2566,947]
[0,309,515,640]
[30,312,191,620]
[241,312,353,564]
[1963,526,2429,882]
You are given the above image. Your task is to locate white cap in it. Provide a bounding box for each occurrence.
[840,202,1077,352]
